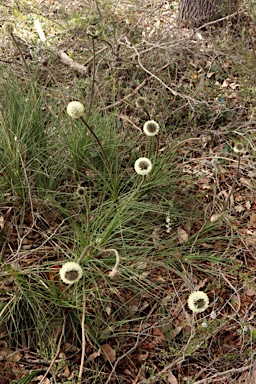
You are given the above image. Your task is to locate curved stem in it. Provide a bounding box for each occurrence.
[80,116,112,174]
[78,244,95,264]
[100,248,120,279]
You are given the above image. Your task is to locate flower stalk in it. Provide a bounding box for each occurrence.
[99,248,121,279]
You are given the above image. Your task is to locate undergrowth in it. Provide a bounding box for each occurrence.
[0,0,256,383]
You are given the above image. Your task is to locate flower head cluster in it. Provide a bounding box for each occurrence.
[59,262,83,285]
[2,22,15,34]
[187,291,209,313]
[136,97,147,109]
[76,186,86,197]
[134,157,152,176]
[67,101,85,119]
[143,120,160,137]
[86,25,99,37]
[233,142,245,154]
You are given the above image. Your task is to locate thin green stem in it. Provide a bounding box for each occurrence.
[78,244,95,264]
[143,106,151,120]
[80,116,112,175]
[87,37,96,118]
[10,33,30,73]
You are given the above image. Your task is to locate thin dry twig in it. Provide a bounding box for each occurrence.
[192,363,256,384]
[105,322,143,384]
[39,318,66,384]
[78,295,86,381]
[131,43,206,106]
[219,270,241,314]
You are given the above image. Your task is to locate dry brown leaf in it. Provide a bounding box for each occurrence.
[245,201,251,210]
[61,364,70,378]
[240,177,253,188]
[138,351,149,361]
[221,78,231,88]
[101,344,116,363]
[167,371,178,384]
[246,289,256,297]
[86,348,101,362]
[35,376,50,384]
[153,328,165,345]
[250,212,256,228]
[234,205,245,213]
[177,227,188,243]
[210,213,222,222]
[6,350,22,362]
[207,71,215,78]
[196,278,208,290]
[105,305,112,316]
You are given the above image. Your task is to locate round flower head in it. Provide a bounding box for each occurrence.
[134,157,152,176]
[59,262,83,285]
[3,22,15,34]
[86,25,99,37]
[76,186,86,197]
[67,101,85,119]
[188,291,209,313]
[143,120,160,136]
[136,97,147,109]
[233,142,245,154]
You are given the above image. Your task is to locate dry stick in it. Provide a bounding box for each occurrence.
[192,363,256,384]
[78,295,86,381]
[105,322,143,384]
[39,318,66,384]
[116,114,142,132]
[219,270,241,314]
[131,44,205,106]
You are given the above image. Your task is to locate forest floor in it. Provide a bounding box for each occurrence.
[0,0,256,383]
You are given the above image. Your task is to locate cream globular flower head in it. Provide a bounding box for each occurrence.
[134,157,152,176]
[59,262,83,285]
[67,101,85,119]
[76,186,86,197]
[233,142,245,154]
[136,97,147,109]
[143,120,160,137]
[2,22,15,34]
[188,291,209,313]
